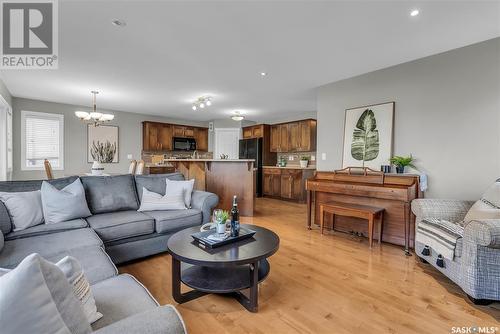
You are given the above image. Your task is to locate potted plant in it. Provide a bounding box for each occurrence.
[215,210,229,234]
[299,156,309,168]
[389,155,416,174]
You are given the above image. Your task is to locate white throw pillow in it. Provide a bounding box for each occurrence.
[56,256,102,324]
[464,181,500,223]
[166,179,195,208]
[0,254,92,334]
[41,179,92,224]
[0,190,44,231]
[138,187,186,211]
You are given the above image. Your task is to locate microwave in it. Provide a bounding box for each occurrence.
[173,137,197,151]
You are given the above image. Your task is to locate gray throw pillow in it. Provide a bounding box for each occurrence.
[0,253,92,334]
[0,230,3,252]
[41,179,92,224]
[0,190,44,231]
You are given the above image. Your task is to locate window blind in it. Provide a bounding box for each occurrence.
[24,113,62,168]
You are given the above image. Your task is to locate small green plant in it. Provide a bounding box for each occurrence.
[389,155,416,168]
[215,210,229,223]
[300,156,310,161]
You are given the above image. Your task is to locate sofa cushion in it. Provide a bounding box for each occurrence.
[86,211,154,242]
[91,274,158,330]
[0,253,92,334]
[0,228,103,269]
[134,173,185,201]
[45,246,118,285]
[5,218,88,241]
[0,230,3,251]
[81,175,139,214]
[144,209,202,234]
[41,179,92,224]
[0,176,79,234]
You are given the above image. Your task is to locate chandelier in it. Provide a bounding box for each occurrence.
[192,96,212,110]
[75,91,114,126]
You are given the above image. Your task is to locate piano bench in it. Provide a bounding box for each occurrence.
[319,201,385,248]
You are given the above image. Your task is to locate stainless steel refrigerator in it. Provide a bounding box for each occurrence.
[239,138,263,197]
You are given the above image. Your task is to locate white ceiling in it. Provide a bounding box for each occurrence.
[1,0,499,122]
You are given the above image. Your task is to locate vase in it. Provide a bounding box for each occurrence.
[91,161,104,176]
[395,166,405,174]
[299,160,308,168]
[216,222,226,234]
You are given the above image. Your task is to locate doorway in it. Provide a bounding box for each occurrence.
[0,95,12,181]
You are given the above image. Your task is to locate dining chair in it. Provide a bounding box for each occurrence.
[135,160,145,175]
[128,160,137,174]
[44,159,54,180]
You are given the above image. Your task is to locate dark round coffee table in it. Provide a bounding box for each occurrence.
[167,224,279,312]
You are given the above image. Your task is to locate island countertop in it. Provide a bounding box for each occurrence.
[164,159,255,162]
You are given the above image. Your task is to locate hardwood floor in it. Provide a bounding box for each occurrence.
[119,198,500,334]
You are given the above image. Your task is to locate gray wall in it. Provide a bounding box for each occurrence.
[317,37,500,200]
[0,77,12,107]
[12,97,207,180]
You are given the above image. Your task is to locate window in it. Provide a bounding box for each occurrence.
[21,111,64,170]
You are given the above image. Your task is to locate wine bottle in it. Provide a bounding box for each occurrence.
[230,195,240,237]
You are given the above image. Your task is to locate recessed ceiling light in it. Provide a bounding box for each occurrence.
[111,19,127,27]
[260,72,267,77]
[410,9,419,17]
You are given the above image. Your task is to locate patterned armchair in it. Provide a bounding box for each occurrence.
[411,199,500,304]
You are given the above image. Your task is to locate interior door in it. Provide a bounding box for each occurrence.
[214,128,241,159]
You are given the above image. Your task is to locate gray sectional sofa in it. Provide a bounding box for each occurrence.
[0,173,219,333]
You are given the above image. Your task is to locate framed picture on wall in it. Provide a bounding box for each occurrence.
[87,125,119,163]
[342,102,394,169]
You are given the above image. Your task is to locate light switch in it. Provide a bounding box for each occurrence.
[288,155,294,161]
[127,154,133,160]
[321,153,327,160]
[311,155,316,161]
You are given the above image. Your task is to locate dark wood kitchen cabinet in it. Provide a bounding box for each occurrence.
[143,121,208,152]
[263,168,282,197]
[263,167,315,203]
[269,119,316,153]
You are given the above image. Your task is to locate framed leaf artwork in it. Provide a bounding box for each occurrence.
[87,124,119,163]
[342,102,394,169]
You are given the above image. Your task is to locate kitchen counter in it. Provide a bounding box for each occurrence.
[164,159,255,162]
[166,159,255,216]
[263,165,316,170]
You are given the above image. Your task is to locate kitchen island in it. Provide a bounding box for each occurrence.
[165,159,255,216]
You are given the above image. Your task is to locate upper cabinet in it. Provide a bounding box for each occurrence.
[242,124,265,139]
[194,127,208,151]
[143,121,209,152]
[269,119,316,153]
[172,125,194,138]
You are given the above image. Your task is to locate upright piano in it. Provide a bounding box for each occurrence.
[305,168,423,254]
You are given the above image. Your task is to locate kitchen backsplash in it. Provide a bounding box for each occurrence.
[142,151,213,163]
[276,152,316,167]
